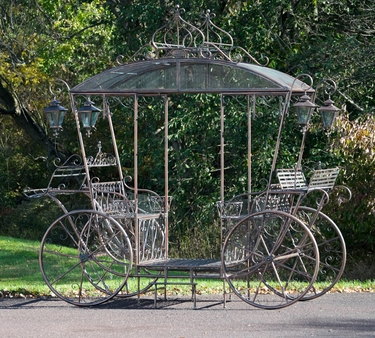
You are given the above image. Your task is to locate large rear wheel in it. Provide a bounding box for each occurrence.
[222,210,319,309]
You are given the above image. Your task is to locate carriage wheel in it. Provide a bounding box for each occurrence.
[294,206,346,300]
[39,210,133,306]
[222,210,320,309]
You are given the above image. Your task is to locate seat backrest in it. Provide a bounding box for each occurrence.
[91,181,135,217]
[277,169,308,190]
[217,201,243,218]
[308,167,340,191]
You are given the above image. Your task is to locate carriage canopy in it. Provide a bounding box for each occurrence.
[71,58,310,95]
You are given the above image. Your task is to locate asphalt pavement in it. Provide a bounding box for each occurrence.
[1,293,375,337]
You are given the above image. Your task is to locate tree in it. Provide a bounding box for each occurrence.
[0,0,116,161]
[0,0,117,213]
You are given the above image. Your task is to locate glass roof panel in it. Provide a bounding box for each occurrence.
[70,59,311,94]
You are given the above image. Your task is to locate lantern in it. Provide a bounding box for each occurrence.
[43,99,68,136]
[77,99,101,135]
[318,98,340,129]
[293,93,317,125]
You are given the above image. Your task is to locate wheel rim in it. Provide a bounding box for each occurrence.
[222,210,320,309]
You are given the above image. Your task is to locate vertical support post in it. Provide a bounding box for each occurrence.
[164,95,169,259]
[268,93,291,190]
[134,94,139,265]
[137,265,140,304]
[247,95,254,195]
[220,94,225,205]
[219,92,225,247]
[297,127,308,171]
[220,93,225,287]
[190,269,197,309]
[104,96,123,181]
[69,92,92,205]
[219,93,226,302]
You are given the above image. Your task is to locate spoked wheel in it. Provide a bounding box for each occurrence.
[222,210,320,309]
[294,206,346,300]
[39,210,133,306]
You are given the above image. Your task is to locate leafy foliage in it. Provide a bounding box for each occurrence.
[324,114,375,255]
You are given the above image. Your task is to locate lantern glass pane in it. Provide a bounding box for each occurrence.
[79,112,91,128]
[45,110,64,128]
[91,111,100,128]
[297,107,310,125]
[321,110,335,128]
[58,111,65,126]
[79,110,100,128]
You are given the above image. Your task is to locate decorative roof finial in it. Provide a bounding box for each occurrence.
[151,5,204,53]
[128,5,269,65]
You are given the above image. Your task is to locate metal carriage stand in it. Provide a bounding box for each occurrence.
[26,6,350,309]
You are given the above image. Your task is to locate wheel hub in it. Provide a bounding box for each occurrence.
[264,255,274,263]
[79,252,90,263]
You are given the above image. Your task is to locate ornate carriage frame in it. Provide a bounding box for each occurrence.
[26,6,350,309]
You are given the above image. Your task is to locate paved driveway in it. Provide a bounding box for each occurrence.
[1,293,375,337]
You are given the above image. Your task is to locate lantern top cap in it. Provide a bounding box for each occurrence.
[43,99,68,112]
[77,99,101,112]
[318,98,340,112]
[293,93,317,109]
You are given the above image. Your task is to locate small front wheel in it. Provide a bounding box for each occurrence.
[39,210,133,306]
[222,210,320,309]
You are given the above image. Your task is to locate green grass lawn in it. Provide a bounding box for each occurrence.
[1,235,374,298]
[0,236,51,297]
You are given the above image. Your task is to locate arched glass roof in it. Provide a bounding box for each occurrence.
[70,58,311,95]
